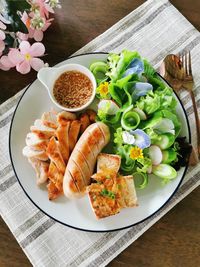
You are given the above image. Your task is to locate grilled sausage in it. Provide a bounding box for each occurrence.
[63,122,110,198]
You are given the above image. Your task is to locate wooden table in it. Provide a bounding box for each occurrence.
[0,1,200,266]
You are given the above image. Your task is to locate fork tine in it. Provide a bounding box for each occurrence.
[185,51,188,75]
[181,52,185,79]
[188,51,192,75]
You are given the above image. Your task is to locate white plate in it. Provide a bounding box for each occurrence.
[9,53,191,232]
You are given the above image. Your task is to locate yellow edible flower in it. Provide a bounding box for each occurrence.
[98,82,109,97]
[130,146,144,160]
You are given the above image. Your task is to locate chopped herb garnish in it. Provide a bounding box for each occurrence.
[117,184,122,190]
[101,189,115,199]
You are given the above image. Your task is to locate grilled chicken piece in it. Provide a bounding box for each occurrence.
[31,119,55,139]
[68,120,81,152]
[22,146,48,161]
[26,132,48,151]
[47,180,62,200]
[46,137,66,174]
[28,158,49,185]
[57,111,76,126]
[79,113,90,133]
[48,161,64,191]
[41,111,58,129]
[85,109,96,123]
[56,122,70,164]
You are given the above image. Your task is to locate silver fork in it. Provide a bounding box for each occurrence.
[179,51,200,159]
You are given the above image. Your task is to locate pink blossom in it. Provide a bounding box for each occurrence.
[8,41,45,74]
[32,0,54,19]
[0,40,5,56]
[29,18,53,41]
[0,55,15,71]
[18,12,53,42]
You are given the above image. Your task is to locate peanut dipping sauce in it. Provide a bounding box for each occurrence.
[53,71,93,108]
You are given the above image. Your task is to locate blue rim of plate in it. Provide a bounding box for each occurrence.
[9,52,191,232]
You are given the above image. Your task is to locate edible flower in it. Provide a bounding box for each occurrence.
[130,129,151,149]
[130,146,144,160]
[123,58,144,77]
[97,82,109,98]
[122,131,135,145]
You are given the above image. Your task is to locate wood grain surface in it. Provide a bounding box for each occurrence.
[0,1,200,266]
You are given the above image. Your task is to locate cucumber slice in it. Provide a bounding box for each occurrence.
[153,133,175,149]
[133,107,147,120]
[162,149,177,164]
[121,106,140,130]
[152,164,177,179]
[133,172,148,189]
[90,61,108,74]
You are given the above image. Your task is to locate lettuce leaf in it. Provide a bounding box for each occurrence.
[143,59,155,78]
[106,50,141,82]
[136,157,152,173]
[136,91,160,114]
[115,144,135,172]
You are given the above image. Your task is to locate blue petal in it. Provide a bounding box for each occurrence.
[123,58,144,77]
[130,129,151,149]
[132,82,153,101]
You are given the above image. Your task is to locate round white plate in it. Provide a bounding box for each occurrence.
[9,53,191,232]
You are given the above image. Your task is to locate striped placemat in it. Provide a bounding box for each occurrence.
[0,0,200,266]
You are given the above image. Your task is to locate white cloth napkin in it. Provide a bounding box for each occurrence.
[0,0,200,266]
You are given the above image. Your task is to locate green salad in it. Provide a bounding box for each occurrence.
[90,50,189,189]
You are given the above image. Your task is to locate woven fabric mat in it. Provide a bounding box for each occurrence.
[0,0,200,266]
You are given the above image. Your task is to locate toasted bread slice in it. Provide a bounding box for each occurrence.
[87,182,121,219]
[97,153,121,174]
[117,176,138,207]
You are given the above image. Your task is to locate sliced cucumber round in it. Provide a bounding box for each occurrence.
[121,109,140,130]
[153,133,175,149]
[133,172,148,189]
[152,164,177,179]
[162,149,177,164]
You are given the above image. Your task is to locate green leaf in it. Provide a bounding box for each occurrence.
[5,0,31,33]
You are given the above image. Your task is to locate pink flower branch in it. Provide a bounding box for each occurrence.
[0,0,61,74]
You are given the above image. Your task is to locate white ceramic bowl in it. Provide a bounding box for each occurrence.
[37,63,97,112]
